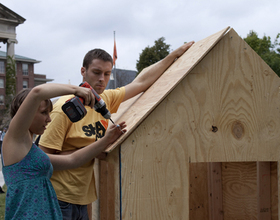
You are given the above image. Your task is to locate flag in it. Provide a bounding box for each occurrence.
[113,39,117,66]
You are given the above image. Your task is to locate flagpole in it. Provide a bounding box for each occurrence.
[114,31,117,89]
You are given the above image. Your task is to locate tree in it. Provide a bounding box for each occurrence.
[136,37,170,74]
[0,56,16,129]
[5,56,16,108]
[244,31,280,77]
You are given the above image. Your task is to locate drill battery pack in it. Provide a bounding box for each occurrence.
[62,96,87,122]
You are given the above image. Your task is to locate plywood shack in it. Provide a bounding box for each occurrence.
[98,27,280,220]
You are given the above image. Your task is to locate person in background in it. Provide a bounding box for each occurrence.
[0,129,4,194]
[39,41,194,219]
[1,83,126,220]
[0,130,2,151]
[1,128,6,141]
[0,129,4,193]
[0,127,6,152]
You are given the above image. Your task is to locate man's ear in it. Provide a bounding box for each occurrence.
[81,67,86,76]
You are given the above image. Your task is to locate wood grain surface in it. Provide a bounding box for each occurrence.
[105,26,230,153]
[183,28,280,163]
[99,26,280,220]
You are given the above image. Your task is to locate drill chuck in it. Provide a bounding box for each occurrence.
[94,104,111,119]
[93,98,111,119]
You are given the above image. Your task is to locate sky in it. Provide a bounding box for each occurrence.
[1,0,280,85]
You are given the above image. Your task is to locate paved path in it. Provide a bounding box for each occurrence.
[0,158,4,187]
[0,171,3,187]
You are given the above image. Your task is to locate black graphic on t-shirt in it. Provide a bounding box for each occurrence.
[82,121,106,140]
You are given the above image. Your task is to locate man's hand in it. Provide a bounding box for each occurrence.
[123,41,195,102]
[171,41,195,59]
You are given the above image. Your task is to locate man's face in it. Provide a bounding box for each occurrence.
[81,59,112,94]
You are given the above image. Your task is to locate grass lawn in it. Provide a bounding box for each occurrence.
[0,185,6,220]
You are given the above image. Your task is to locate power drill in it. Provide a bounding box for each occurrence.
[62,81,111,122]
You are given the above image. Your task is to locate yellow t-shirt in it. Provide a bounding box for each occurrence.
[39,87,125,205]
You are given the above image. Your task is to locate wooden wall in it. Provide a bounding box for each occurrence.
[99,27,280,219]
[190,162,278,220]
[185,29,280,163]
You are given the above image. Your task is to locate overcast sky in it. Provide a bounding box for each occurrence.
[1,0,279,85]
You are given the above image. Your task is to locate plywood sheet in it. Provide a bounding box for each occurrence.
[270,162,278,220]
[188,162,278,220]
[257,162,271,219]
[99,148,121,220]
[181,28,280,162]
[189,163,209,219]
[222,162,257,219]
[100,26,280,220]
[106,26,230,153]
[120,92,191,219]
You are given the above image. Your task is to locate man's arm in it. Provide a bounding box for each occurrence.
[123,41,194,102]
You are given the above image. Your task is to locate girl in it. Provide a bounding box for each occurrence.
[1,83,126,219]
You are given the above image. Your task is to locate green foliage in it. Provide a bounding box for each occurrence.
[244,31,280,77]
[136,37,170,74]
[0,56,17,129]
[5,56,16,109]
[0,184,7,219]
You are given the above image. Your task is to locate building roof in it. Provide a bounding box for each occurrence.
[0,50,40,63]
[106,68,137,89]
[0,3,25,25]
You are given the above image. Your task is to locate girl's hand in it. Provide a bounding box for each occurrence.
[105,121,127,144]
[74,87,95,108]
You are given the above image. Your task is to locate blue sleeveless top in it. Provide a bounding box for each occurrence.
[2,144,62,219]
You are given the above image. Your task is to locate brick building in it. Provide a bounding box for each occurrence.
[0,3,52,122]
[0,51,52,106]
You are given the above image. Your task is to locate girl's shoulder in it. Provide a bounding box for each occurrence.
[2,132,33,167]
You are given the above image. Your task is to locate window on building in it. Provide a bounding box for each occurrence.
[0,95,4,105]
[0,79,4,88]
[110,73,114,80]
[23,80,28,88]
[0,61,5,74]
[22,63,29,75]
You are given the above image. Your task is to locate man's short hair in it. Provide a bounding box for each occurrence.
[83,49,113,70]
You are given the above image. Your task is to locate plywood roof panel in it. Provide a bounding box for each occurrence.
[106,27,230,153]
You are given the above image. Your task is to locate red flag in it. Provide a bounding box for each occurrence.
[113,39,117,66]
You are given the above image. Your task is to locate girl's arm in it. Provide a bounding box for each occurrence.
[49,122,127,170]
[8,83,95,141]
[3,83,95,166]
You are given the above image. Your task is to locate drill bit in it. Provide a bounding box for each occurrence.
[110,118,124,134]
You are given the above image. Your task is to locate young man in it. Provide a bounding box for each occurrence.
[39,41,194,220]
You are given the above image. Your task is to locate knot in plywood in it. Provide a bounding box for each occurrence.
[232,121,244,140]
[212,126,218,133]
